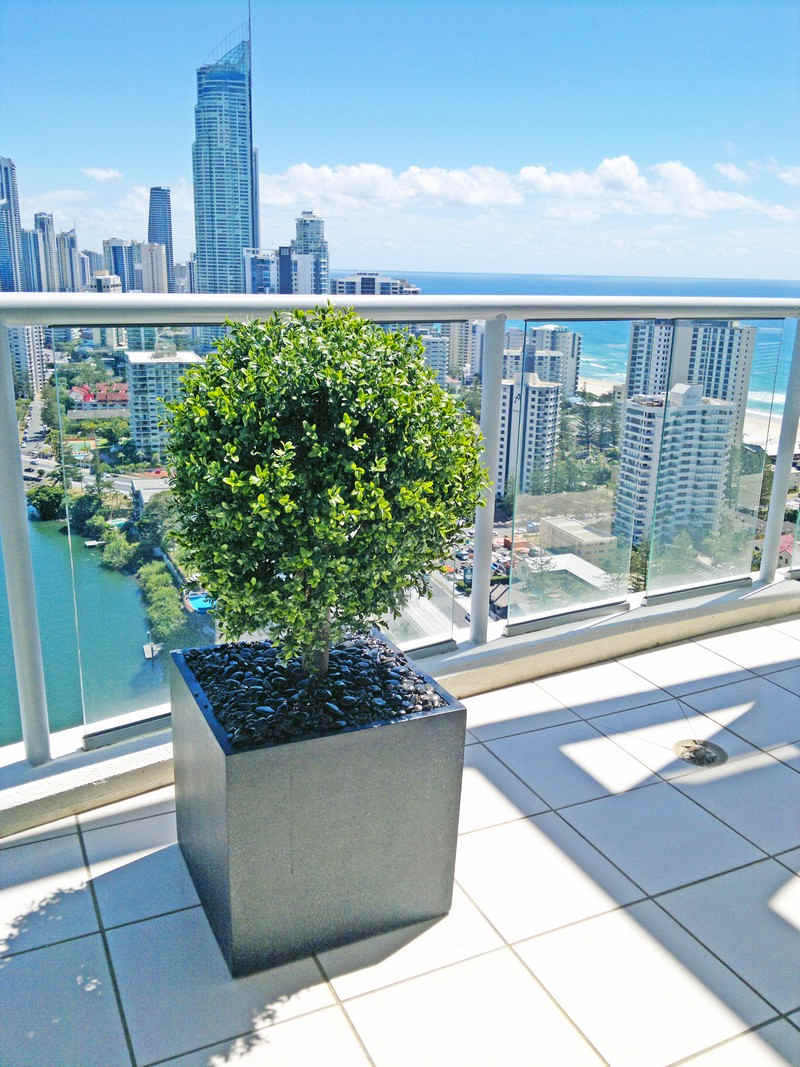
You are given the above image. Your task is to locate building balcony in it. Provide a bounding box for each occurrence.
[3,618,800,1064]
[2,292,800,1064]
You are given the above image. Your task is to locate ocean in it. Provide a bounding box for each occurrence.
[332,270,800,416]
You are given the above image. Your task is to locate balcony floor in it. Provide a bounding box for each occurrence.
[3,618,800,1065]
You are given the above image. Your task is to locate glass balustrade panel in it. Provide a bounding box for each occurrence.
[645,318,792,595]
[506,319,634,626]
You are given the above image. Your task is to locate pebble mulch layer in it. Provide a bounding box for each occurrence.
[182,634,447,750]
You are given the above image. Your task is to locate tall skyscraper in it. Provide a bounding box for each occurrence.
[524,324,582,397]
[20,228,46,291]
[126,341,204,454]
[82,249,104,278]
[103,238,136,292]
[625,319,756,443]
[141,242,169,292]
[496,373,562,496]
[8,326,46,396]
[613,383,734,546]
[243,248,278,293]
[34,212,58,291]
[147,187,175,292]
[192,38,259,300]
[56,228,80,291]
[0,157,22,292]
[418,333,449,386]
[290,211,328,294]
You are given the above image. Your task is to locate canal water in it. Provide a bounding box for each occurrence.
[0,520,214,747]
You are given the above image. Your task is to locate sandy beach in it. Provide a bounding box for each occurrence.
[579,377,790,454]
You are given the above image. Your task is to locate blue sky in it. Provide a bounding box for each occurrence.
[4,0,800,277]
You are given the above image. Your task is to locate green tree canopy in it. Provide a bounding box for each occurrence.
[27,483,65,521]
[167,309,487,673]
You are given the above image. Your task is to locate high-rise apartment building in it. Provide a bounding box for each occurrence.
[517,373,562,492]
[126,326,159,351]
[20,228,46,291]
[418,333,449,386]
[529,349,563,387]
[613,383,734,546]
[82,249,104,278]
[56,228,80,291]
[496,373,562,496]
[174,260,194,293]
[8,326,46,396]
[524,324,582,397]
[126,342,204,454]
[625,319,756,442]
[103,238,136,292]
[141,243,169,292]
[0,157,22,292]
[147,187,175,292]
[290,211,328,294]
[34,212,59,291]
[469,321,485,380]
[192,39,259,300]
[330,272,420,295]
[243,248,278,293]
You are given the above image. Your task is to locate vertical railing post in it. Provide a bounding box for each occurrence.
[470,313,506,644]
[0,325,50,764]
[760,319,800,584]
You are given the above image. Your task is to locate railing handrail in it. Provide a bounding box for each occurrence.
[1,292,800,326]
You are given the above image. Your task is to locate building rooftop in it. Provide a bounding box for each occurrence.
[3,617,800,1064]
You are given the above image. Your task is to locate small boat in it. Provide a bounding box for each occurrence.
[84,539,106,548]
[143,642,163,659]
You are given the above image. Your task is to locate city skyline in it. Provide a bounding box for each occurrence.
[3,1,799,278]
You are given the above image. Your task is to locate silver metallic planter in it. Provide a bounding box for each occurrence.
[170,642,466,977]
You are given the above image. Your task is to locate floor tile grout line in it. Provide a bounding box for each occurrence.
[666,1014,787,1066]
[310,955,378,1067]
[0,926,100,962]
[450,877,611,1066]
[0,821,79,853]
[550,688,779,860]
[78,806,177,837]
[139,1001,350,1067]
[508,941,613,1066]
[316,942,518,1007]
[646,891,786,1018]
[74,821,138,1067]
[468,737,553,812]
[103,902,202,934]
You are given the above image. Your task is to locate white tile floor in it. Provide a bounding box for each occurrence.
[3,620,800,1065]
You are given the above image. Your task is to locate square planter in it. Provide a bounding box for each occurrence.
[170,642,466,977]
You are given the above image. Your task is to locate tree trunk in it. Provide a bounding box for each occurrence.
[308,607,331,678]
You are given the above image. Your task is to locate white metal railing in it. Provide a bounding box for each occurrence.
[1,292,800,766]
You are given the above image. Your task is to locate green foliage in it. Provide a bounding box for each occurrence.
[84,513,108,540]
[99,417,130,446]
[16,397,31,428]
[136,561,184,641]
[27,483,65,521]
[167,309,487,670]
[101,528,137,570]
[67,491,103,536]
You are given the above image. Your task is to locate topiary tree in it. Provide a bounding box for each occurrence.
[167,308,488,676]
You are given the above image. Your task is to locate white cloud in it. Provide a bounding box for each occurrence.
[257,155,795,226]
[82,168,123,182]
[776,165,800,187]
[714,162,750,184]
[260,163,523,209]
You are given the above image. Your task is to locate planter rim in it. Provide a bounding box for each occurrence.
[171,636,463,757]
